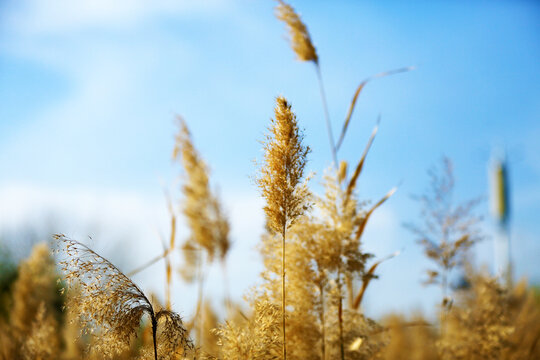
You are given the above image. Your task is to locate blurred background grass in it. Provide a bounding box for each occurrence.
[0,0,539,319]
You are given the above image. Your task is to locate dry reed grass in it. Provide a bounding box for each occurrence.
[275,0,318,64]
[256,96,310,360]
[1,2,539,360]
[406,157,483,308]
[173,117,231,350]
[53,234,193,360]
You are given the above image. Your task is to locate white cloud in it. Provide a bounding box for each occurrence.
[4,0,229,35]
[0,182,264,316]
[0,19,197,187]
[0,182,164,241]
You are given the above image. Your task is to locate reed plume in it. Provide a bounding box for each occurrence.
[193,301,222,358]
[312,169,383,360]
[438,273,515,360]
[406,157,483,308]
[256,96,310,360]
[275,0,318,64]
[153,310,193,360]
[54,234,193,360]
[21,302,60,360]
[275,0,339,168]
[173,117,230,265]
[257,229,320,360]
[11,243,58,338]
[61,291,85,359]
[173,117,231,348]
[379,314,437,360]
[253,131,393,360]
[257,96,310,234]
[7,242,60,359]
[215,300,283,360]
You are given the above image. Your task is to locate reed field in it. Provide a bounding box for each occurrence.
[1,1,539,359]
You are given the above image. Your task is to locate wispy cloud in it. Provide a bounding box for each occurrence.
[0,181,265,312]
[3,0,229,35]
[0,12,197,188]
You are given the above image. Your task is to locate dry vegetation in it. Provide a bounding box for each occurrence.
[1,1,539,359]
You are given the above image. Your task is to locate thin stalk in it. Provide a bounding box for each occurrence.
[151,311,158,360]
[319,284,326,360]
[336,227,345,360]
[196,251,206,349]
[441,267,448,336]
[442,270,447,303]
[222,260,232,316]
[127,247,174,277]
[315,63,338,168]
[165,257,172,310]
[165,205,176,310]
[282,223,287,360]
[337,269,345,360]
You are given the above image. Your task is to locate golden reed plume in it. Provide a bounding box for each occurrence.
[256,96,310,235]
[54,234,193,360]
[275,0,318,64]
[256,96,310,360]
[173,117,230,266]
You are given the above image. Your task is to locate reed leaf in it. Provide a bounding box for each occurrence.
[336,66,414,151]
[352,251,401,310]
[344,120,380,204]
[353,187,397,244]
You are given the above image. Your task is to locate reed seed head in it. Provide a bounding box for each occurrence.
[53,234,192,358]
[256,96,310,234]
[275,0,318,64]
[173,117,230,264]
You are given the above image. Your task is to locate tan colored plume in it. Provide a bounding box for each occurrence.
[275,0,318,63]
[54,234,193,360]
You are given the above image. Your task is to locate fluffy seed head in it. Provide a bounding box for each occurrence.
[256,96,310,234]
[173,117,230,264]
[54,234,193,357]
[275,0,318,63]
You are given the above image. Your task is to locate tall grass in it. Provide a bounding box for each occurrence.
[0,2,538,360]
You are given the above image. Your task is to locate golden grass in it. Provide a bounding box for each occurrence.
[275,0,318,64]
[0,2,538,360]
[256,96,310,360]
[54,234,193,360]
[406,157,484,308]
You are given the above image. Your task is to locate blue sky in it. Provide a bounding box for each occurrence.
[1,0,539,318]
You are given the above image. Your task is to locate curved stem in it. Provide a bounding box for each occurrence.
[127,247,173,277]
[151,310,158,360]
[315,63,338,168]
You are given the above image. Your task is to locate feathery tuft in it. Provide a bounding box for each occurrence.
[275,0,318,63]
[256,96,310,234]
[173,117,230,264]
[54,234,193,359]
